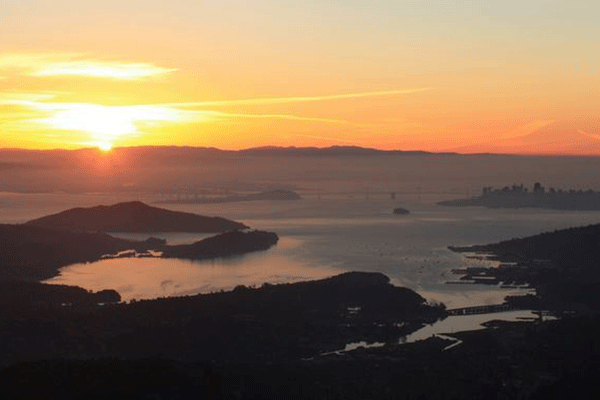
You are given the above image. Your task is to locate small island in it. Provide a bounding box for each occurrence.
[438,183,600,210]
[25,201,248,233]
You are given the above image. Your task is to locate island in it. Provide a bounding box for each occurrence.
[25,201,248,233]
[438,182,600,210]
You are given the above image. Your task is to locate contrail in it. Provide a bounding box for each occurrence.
[206,111,350,124]
[578,130,600,141]
[170,88,432,108]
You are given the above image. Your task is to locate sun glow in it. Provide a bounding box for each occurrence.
[97,142,113,151]
[31,103,193,150]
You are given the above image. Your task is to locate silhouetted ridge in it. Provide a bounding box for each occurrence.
[162,230,279,259]
[25,201,247,233]
[0,224,279,281]
[239,145,439,156]
[449,223,600,310]
[0,271,444,368]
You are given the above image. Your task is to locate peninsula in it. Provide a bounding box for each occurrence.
[449,223,600,311]
[0,224,278,282]
[25,201,248,232]
[0,271,445,368]
[438,183,600,210]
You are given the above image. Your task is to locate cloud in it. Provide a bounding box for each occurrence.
[0,86,428,149]
[173,88,432,107]
[33,60,176,80]
[0,97,350,150]
[204,111,349,124]
[0,53,176,80]
[502,119,556,139]
[0,92,58,104]
[578,130,600,141]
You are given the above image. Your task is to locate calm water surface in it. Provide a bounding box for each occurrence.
[3,193,599,308]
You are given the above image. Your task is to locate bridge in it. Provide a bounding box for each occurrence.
[447,303,519,316]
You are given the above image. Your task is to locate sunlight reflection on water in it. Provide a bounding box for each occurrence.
[45,237,343,301]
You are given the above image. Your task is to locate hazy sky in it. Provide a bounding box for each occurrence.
[1,1,598,152]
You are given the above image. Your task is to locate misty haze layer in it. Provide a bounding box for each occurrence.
[1,147,600,195]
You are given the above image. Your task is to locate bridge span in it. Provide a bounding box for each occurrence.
[447,304,519,316]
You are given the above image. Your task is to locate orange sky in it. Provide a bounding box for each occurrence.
[1,1,598,154]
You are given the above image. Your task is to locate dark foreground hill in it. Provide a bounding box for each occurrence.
[3,315,600,400]
[25,201,247,233]
[449,223,600,310]
[2,272,600,399]
[0,272,445,367]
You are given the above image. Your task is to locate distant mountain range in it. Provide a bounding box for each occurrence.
[0,145,447,161]
[1,142,598,195]
[2,139,599,163]
[238,146,443,156]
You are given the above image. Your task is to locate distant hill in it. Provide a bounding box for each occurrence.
[238,145,440,156]
[25,201,248,233]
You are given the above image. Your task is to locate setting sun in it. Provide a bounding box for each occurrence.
[0,1,597,153]
[2,2,600,395]
[97,142,113,151]
[27,103,194,149]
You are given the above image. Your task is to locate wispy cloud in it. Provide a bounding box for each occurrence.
[174,88,432,107]
[0,98,350,149]
[0,54,176,80]
[206,111,349,124]
[33,60,176,80]
[0,92,58,103]
[578,130,600,141]
[502,119,556,139]
[0,86,428,149]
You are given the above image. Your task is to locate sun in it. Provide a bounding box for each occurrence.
[97,141,113,151]
[33,103,187,150]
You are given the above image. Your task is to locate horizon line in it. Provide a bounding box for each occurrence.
[1,144,600,157]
